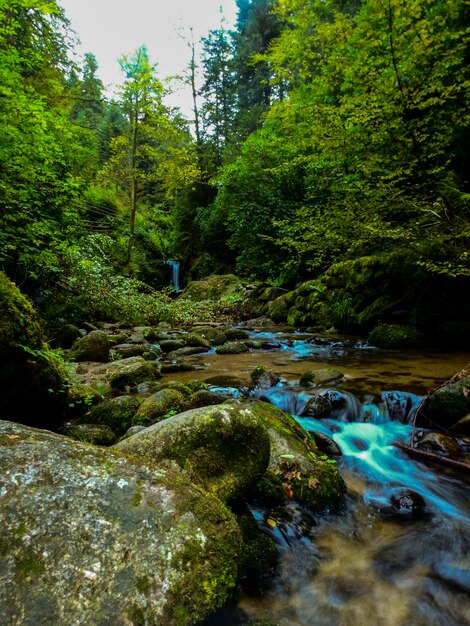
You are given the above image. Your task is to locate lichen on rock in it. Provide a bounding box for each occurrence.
[0,419,242,626]
[115,403,271,503]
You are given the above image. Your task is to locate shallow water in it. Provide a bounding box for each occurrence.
[170,330,470,397]
[168,330,470,626]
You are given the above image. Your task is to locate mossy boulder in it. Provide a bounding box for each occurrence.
[153,381,192,398]
[301,395,332,419]
[184,390,228,410]
[215,341,249,355]
[417,375,470,430]
[250,365,281,389]
[247,401,345,512]
[416,432,461,457]
[69,330,110,362]
[87,395,141,435]
[115,403,271,503]
[66,384,104,418]
[190,326,227,346]
[299,368,344,387]
[133,389,187,427]
[159,339,186,353]
[53,324,83,348]
[0,271,42,350]
[0,272,68,425]
[185,333,212,349]
[267,293,295,323]
[60,422,116,445]
[368,324,425,349]
[180,275,245,302]
[112,343,147,359]
[224,329,250,341]
[108,359,160,390]
[233,502,277,581]
[167,346,210,359]
[0,420,242,625]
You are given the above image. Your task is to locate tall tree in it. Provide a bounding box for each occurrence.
[200,24,236,167]
[0,0,83,288]
[101,46,198,269]
[231,0,282,139]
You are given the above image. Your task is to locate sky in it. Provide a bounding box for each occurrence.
[59,0,238,114]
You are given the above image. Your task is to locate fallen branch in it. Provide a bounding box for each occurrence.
[393,441,470,472]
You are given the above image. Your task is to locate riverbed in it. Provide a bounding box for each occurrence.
[170,329,470,626]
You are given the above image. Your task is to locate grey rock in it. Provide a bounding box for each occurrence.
[0,420,241,626]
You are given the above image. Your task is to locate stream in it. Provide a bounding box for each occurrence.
[171,330,470,626]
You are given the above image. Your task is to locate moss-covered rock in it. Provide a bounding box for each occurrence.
[116,403,271,503]
[368,324,426,349]
[60,422,116,445]
[112,343,147,358]
[247,401,345,512]
[0,272,68,425]
[66,384,104,418]
[299,368,344,387]
[185,380,209,393]
[69,330,110,362]
[215,341,249,355]
[250,365,280,389]
[185,333,212,349]
[416,432,461,457]
[133,389,187,427]
[0,272,42,350]
[108,359,159,390]
[190,326,227,346]
[167,346,210,359]
[224,329,250,341]
[53,324,83,349]
[153,381,193,398]
[180,275,246,302]
[232,502,277,581]
[0,419,242,625]
[418,375,470,430]
[184,390,228,410]
[267,293,296,323]
[87,395,141,435]
[300,395,332,419]
[159,339,186,353]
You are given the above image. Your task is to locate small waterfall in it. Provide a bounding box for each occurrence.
[165,260,180,291]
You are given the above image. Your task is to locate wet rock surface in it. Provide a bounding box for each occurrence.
[0,420,242,626]
[115,403,271,503]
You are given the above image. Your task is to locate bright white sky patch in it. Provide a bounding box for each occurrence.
[60,0,237,114]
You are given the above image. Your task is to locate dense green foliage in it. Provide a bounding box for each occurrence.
[1,0,468,332]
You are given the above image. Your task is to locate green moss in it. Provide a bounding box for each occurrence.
[88,395,141,435]
[247,401,345,512]
[0,272,42,351]
[420,377,470,429]
[233,502,277,580]
[368,323,426,349]
[249,471,287,506]
[133,389,186,427]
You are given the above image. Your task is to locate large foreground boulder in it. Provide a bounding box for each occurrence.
[115,403,271,503]
[0,420,242,626]
[0,272,68,425]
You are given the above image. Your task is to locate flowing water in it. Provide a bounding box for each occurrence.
[169,330,470,626]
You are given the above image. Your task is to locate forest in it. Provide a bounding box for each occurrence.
[1,2,470,625]
[1,0,468,336]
